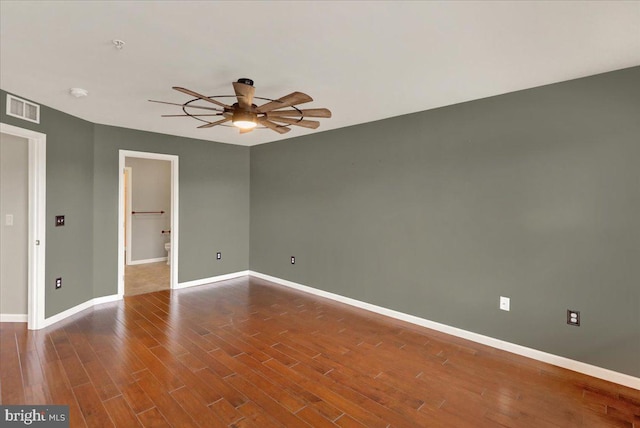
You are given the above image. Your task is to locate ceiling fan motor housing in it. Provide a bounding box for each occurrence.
[237,78,254,86]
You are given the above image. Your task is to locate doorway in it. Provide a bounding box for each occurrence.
[1,133,29,320]
[118,150,178,297]
[0,123,46,330]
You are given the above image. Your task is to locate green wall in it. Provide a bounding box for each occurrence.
[2,67,638,378]
[1,90,250,317]
[1,91,95,317]
[250,67,640,377]
[92,125,249,297]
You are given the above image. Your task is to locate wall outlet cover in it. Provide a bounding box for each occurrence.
[291,256,296,265]
[55,277,62,289]
[216,252,221,260]
[499,296,510,311]
[55,215,65,226]
[567,309,580,326]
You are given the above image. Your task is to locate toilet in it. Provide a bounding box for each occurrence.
[164,242,171,265]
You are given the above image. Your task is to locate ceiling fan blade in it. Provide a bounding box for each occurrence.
[172,87,231,109]
[256,92,313,113]
[266,108,332,118]
[149,100,223,112]
[161,114,222,117]
[232,82,255,110]
[257,118,291,134]
[197,117,231,129]
[239,127,254,134]
[268,116,320,129]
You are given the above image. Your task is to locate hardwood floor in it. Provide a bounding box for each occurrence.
[1,276,638,427]
[125,262,170,296]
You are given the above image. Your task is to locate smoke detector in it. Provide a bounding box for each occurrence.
[69,88,89,98]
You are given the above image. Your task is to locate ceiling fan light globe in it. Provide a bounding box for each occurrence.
[232,110,257,129]
[233,120,257,130]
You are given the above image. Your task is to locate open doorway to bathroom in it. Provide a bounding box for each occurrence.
[118,151,178,297]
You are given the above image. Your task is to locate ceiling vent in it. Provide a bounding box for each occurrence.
[6,94,40,124]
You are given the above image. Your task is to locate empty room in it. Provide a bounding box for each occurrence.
[0,1,638,427]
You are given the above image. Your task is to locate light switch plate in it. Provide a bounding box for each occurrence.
[5,214,13,226]
[499,296,510,311]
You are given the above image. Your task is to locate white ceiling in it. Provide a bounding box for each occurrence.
[1,1,639,147]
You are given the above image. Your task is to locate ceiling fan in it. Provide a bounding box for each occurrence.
[149,78,331,134]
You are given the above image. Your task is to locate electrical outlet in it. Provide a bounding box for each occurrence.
[291,256,296,265]
[5,214,13,226]
[567,310,580,326]
[499,296,510,311]
[55,215,65,227]
[55,277,62,289]
[216,252,221,260]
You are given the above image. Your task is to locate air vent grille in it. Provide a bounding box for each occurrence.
[6,94,40,123]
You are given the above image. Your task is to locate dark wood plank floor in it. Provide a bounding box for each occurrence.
[1,276,638,427]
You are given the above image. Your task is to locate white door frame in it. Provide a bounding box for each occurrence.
[1,123,46,330]
[118,150,179,296]
[124,167,132,266]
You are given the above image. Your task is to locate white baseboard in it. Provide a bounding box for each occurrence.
[0,313,28,323]
[41,294,121,328]
[249,271,640,390]
[128,257,167,266]
[176,270,250,290]
[20,269,247,330]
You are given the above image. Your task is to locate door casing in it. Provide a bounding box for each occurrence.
[1,123,46,330]
[117,150,179,296]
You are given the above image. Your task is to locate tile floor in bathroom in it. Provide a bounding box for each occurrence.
[124,261,170,296]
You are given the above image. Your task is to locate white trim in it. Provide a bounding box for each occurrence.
[124,166,132,266]
[249,271,640,390]
[176,270,249,290]
[41,294,120,328]
[30,270,246,327]
[91,294,122,306]
[1,123,46,331]
[0,314,28,323]
[128,257,167,265]
[118,150,179,297]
